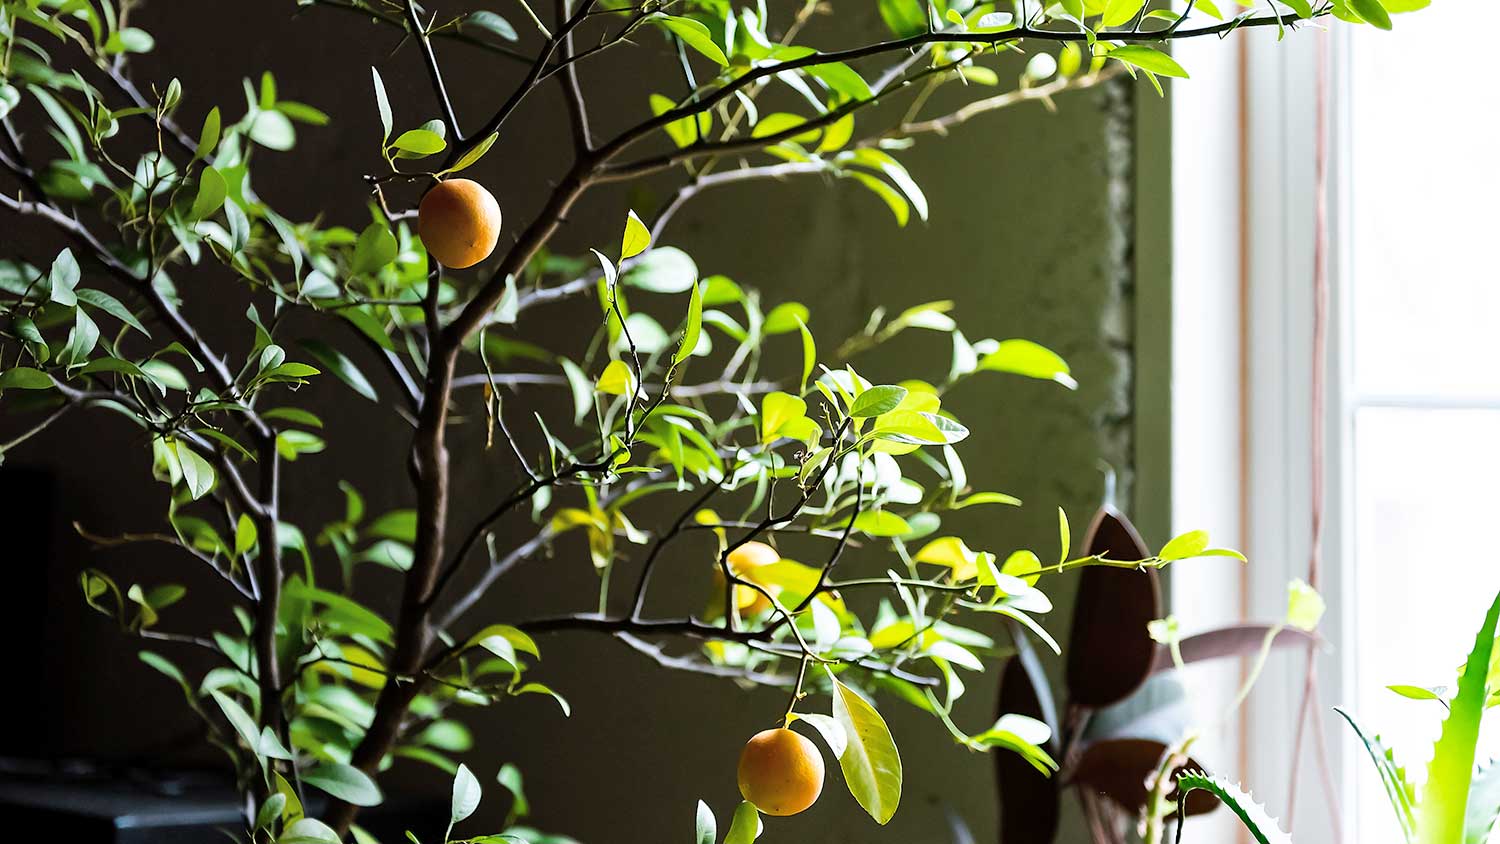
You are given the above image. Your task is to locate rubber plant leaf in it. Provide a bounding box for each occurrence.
[1065,509,1161,707]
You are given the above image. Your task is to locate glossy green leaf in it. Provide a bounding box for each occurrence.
[724,801,761,844]
[851,385,908,418]
[621,210,651,261]
[304,762,383,807]
[299,338,377,402]
[1108,46,1190,79]
[978,339,1075,388]
[451,763,482,824]
[1350,0,1394,28]
[674,280,703,367]
[828,668,902,824]
[655,15,728,66]
[695,800,716,844]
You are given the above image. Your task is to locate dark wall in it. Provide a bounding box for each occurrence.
[1,2,1146,840]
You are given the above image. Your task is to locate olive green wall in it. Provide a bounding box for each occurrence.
[2,2,1173,841]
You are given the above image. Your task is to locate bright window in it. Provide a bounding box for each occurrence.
[1344,1,1500,839]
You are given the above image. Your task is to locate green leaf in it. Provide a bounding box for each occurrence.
[466,10,519,41]
[674,280,704,367]
[1417,588,1500,844]
[1350,0,1394,28]
[1159,529,1209,561]
[621,210,651,261]
[248,110,295,151]
[1388,684,1445,703]
[655,15,728,66]
[255,793,287,832]
[304,763,384,807]
[235,513,258,556]
[515,682,571,716]
[1108,45,1189,79]
[806,62,872,100]
[281,818,343,844]
[76,288,150,336]
[649,93,713,148]
[353,222,398,276]
[760,391,807,443]
[1175,772,1291,844]
[172,440,216,500]
[451,763,482,824]
[371,67,392,143]
[849,172,909,227]
[595,359,635,396]
[497,763,529,819]
[190,166,227,219]
[827,668,902,824]
[852,510,911,538]
[695,800,716,844]
[762,302,809,335]
[390,128,447,158]
[1057,507,1070,563]
[621,246,697,293]
[1285,578,1325,631]
[1334,707,1415,841]
[467,624,540,662]
[797,317,816,394]
[0,367,54,390]
[724,801,761,844]
[560,358,593,423]
[49,248,80,307]
[196,107,221,160]
[448,132,499,174]
[793,712,849,758]
[299,338,377,402]
[978,339,1076,388]
[850,385,908,418]
[1102,0,1147,26]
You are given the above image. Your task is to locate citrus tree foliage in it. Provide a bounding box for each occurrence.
[0,0,1414,841]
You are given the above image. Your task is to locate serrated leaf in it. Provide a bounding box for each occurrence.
[1175,772,1292,844]
[1417,588,1500,843]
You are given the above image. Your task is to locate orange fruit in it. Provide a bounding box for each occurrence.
[417,178,501,269]
[737,727,825,816]
[714,541,780,615]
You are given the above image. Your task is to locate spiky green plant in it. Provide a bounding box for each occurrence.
[1183,587,1500,844]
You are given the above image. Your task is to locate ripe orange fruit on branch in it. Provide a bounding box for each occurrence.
[714,540,780,615]
[737,727,825,816]
[418,178,501,269]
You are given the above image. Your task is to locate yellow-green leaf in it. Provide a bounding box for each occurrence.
[596,359,635,396]
[827,669,902,824]
[621,209,651,260]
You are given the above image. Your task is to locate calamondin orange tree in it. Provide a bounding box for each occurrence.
[0,0,1418,842]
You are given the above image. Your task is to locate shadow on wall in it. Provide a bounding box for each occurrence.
[0,2,1141,841]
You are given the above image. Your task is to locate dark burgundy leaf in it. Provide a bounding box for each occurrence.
[1065,509,1161,708]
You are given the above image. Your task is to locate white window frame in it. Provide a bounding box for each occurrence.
[1171,23,1359,844]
